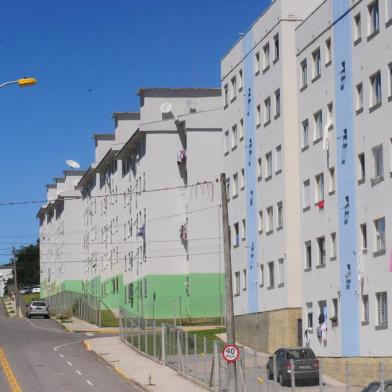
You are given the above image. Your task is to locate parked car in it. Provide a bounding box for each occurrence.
[266,347,319,386]
[26,301,49,318]
[19,287,32,295]
[31,285,40,293]
[361,380,392,392]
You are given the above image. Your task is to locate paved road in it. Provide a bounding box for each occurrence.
[0,314,140,392]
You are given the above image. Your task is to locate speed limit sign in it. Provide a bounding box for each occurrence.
[222,344,240,363]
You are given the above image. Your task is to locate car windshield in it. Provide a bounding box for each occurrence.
[287,349,315,360]
[32,302,47,307]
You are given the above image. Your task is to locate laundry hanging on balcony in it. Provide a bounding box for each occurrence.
[177,150,186,164]
[179,222,188,241]
[137,224,145,238]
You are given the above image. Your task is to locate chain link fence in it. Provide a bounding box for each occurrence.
[43,290,100,325]
[118,308,392,392]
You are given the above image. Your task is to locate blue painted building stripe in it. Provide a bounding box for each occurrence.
[333,0,360,356]
[243,31,259,314]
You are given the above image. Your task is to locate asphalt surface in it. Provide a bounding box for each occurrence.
[0,314,140,392]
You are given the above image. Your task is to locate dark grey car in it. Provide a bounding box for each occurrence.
[266,347,319,386]
[361,380,392,392]
[26,301,49,318]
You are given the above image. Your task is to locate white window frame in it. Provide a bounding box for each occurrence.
[256,104,261,126]
[370,71,382,107]
[358,152,366,181]
[368,0,380,36]
[263,43,270,70]
[264,97,271,124]
[303,179,310,209]
[275,89,281,117]
[267,206,273,233]
[258,211,263,233]
[276,145,282,173]
[232,173,238,197]
[259,264,264,287]
[330,232,337,259]
[315,173,324,202]
[224,131,229,154]
[273,34,279,62]
[231,124,238,149]
[265,152,272,178]
[233,223,239,247]
[354,13,362,41]
[242,269,247,290]
[241,219,246,241]
[374,217,386,252]
[312,48,321,79]
[317,236,326,266]
[255,51,260,74]
[305,241,312,270]
[301,59,308,88]
[325,37,332,64]
[277,201,283,229]
[328,167,335,193]
[302,119,309,148]
[230,76,237,100]
[306,302,313,329]
[372,144,384,179]
[362,294,369,323]
[240,168,245,190]
[314,110,323,140]
[267,261,274,288]
[257,157,262,180]
[224,84,228,107]
[278,258,284,286]
[238,69,243,91]
[360,223,368,251]
[239,118,244,140]
[234,271,241,295]
[376,291,388,327]
[356,83,363,111]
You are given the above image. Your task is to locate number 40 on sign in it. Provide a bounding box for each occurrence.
[222,344,240,363]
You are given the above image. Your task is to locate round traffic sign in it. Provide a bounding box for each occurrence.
[222,344,240,363]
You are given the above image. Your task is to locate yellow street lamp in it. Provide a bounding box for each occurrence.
[0,77,37,89]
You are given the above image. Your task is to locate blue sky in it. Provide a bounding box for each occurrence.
[0,0,269,264]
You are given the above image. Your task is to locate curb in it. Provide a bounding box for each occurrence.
[82,339,147,391]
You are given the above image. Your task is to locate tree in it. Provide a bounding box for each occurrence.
[12,242,40,287]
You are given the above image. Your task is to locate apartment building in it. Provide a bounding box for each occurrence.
[221,0,322,352]
[38,170,85,298]
[297,0,392,357]
[40,88,224,321]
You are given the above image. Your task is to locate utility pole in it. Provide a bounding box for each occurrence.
[12,247,19,318]
[220,173,237,392]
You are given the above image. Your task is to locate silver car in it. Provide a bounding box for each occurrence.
[26,301,49,318]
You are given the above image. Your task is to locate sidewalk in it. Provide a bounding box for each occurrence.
[2,297,23,318]
[85,336,209,392]
[59,316,119,334]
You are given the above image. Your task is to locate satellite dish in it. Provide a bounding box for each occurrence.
[160,102,173,114]
[66,159,80,169]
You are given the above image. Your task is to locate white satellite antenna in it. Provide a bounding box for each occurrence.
[65,159,81,169]
[160,102,173,114]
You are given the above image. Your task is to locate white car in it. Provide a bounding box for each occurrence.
[31,285,40,293]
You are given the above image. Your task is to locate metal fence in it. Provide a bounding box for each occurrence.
[43,290,100,325]
[119,308,391,392]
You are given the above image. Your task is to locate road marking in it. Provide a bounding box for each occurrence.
[67,361,73,367]
[76,370,82,375]
[86,380,93,386]
[59,354,64,358]
[30,321,66,333]
[0,347,23,392]
[85,332,94,337]
[53,341,81,351]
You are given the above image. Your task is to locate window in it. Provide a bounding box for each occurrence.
[368,1,380,36]
[238,69,243,90]
[257,157,262,180]
[356,83,363,111]
[232,173,238,197]
[233,223,240,247]
[264,97,271,124]
[239,118,244,140]
[312,48,321,79]
[241,219,246,240]
[224,131,229,154]
[306,302,313,329]
[315,173,324,202]
[242,269,247,290]
[327,102,333,128]
[314,110,323,140]
[224,84,228,107]
[317,236,326,266]
[372,144,384,180]
[259,264,264,287]
[354,13,362,42]
[255,52,260,74]
[231,125,238,149]
[276,145,282,173]
[263,43,270,70]
[230,76,236,100]
[325,38,332,64]
[362,295,369,323]
[256,104,261,126]
[303,179,310,209]
[273,34,279,61]
[330,232,337,259]
[240,168,245,190]
[360,223,368,251]
[301,59,308,88]
[358,152,366,181]
[267,206,273,233]
[278,258,284,286]
[275,89,281,117]
[265,152,272,178]
[370,71,382,107]
[374,217,386,252]
[388,0,392,21]
[234,271,240,295]
[302,119,309,148]
[328,167,335,193]
[277,202,283,229]
[376,291,388,327]
[267,261,274,288]
[258,211,263,233]
[332,298,338,322]
[305,241,312,269]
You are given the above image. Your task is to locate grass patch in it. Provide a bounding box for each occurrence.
[22,293,40,304]
[100,309,119,327]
